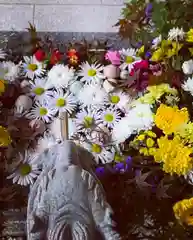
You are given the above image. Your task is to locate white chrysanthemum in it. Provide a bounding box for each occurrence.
[75,107,101,132]
[182,59,193,75]
[7,151,40,186]
[23,56,45,80]
[0,49,6,59]
[78,62,104,84]
[28,77,53,102]
[49,89,77,115]
[152,35,162,49]
[112,117,134,144]
[120,48,141,71]
[48,64,75,89]
[182,77,193,95]
[108,91,132,112]
[100,108,121,128]
[26,101,57,123]
[84,142,114,164]
[127,103,154,132]
[168,27,185,41]
[0,61,20,82]
[69,80,84,96]
[78,83,108,108]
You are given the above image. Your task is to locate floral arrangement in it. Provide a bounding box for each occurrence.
[2,18,193,238]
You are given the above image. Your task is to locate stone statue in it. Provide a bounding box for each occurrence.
[26,140,120,240]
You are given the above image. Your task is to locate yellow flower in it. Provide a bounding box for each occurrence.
[138,84,177,105]
[151,48,164,62]
[166,42,183,58]
[0,126,11,147]
[137,45,145,56]
[152,135,193,176]
[148,147,156,155]
[145,130,157,138]
[177,122,193,143]
[146,138,154,148]
[173,198,193,225]
[155,104,189,135]
[186,29,193,43]
[139,147,149,156]
[137,134,145,141]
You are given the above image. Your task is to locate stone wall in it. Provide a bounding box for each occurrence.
[0,0,124,32]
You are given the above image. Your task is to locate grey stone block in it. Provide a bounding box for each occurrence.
[101,0,125,5]
[0,5,33,31]
[34,5,122,32]
[0,0,101,4]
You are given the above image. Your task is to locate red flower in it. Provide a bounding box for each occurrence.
[67,49,77,58]
[50,50,62,65]
[130,60,149,76]
[34,49,46,62]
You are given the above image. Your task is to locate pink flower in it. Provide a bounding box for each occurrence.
[129,60,149,76]
[105,50,121,65]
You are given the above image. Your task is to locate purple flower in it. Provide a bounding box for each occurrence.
[145,51,152,59]
[126,156,133,170]
[145,3,153,18]
[114,163,125,172]
[96,167,105,176]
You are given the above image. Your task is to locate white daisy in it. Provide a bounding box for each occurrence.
[22,55,45,80]
[84,142,114,164]
[78,83,108,108]
[152,35,162,49]
[0,61,20,82]
[112,117,134,144]
[47,64,75,89]
[7,151,41,186]
[75,107,101,132]
[26,101,57,123]
[78,62,104,85]
[127,103,154,132]
[168,27,185,41]
[0,49,6,59]
[182,77,193,95]
[182,59,193,75]
[119,48,141,71]
[69,80,84,96]
[49,89,77,115]
[108,91,132,112]
[100,108,121,128]
[28,77,53,102]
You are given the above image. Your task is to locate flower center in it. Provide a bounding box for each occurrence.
[33,87,45,95]
[28,64,38,71]
[88,68,96,77]
[92,144,102,154]
[110,95,120,104]
[19,163,32,176]
[104,113,114,122]
[125,56,134,64]
[39,107,48,116]
[84,116,93,128]
[56,98,66,107]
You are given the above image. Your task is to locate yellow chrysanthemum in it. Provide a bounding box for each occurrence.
[155,104,189,135]
[186,29,193,43]
[0,126,11,147]
[173,198,193,225]
[138,84,178,105]
[152,135,193,176]
[146,138,155,148]
[145,130,157,138]
[137,134,145,141]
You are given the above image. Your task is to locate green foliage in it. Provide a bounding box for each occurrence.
[117,0,193,43]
